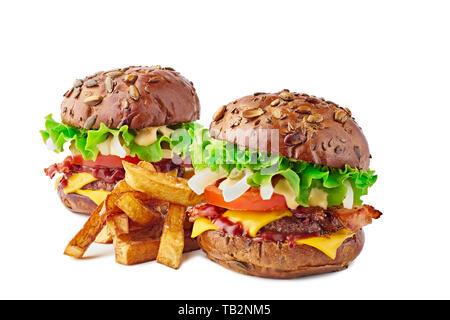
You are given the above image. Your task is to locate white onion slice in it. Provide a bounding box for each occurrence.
[188,168,227,195]
[110,135,127,158]
[343,180,354,209]
[46,138,57,151]
[260,182,274,200]
[221,170,252,202]
[97,136,111,155]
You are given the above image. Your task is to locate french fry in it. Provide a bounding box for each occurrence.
[114,234,161,265]
[113,229,199,266]
[137,161,156,172]
[64,202,109,258]
[95,225,113,244]
[116,193,162,227]
[112,179,134,193]
[106,213,130,235]
[156,203,186,269]
[123,162,206,206]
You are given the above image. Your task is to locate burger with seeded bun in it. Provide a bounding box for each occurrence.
[187,90,381,278]
[42,66,200,215]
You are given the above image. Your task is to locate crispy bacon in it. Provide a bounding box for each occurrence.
[332,205,382,232]
[187,204,226,222]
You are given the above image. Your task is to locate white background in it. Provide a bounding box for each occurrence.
[0,0,449,299]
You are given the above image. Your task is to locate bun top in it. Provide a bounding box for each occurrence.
[61,66,200,129]
[209,91,371,170]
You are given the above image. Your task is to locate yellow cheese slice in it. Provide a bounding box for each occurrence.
[296,229,357,260]
[75,189,110,205]
[63,172,98,194]
[223,209,292,237]
[191,217,219,238]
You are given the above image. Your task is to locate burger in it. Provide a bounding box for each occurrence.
[41,66,200,215]
[187,91,381,278]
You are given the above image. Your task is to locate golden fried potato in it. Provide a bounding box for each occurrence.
[123,162,206,206]
[156,203,186,269]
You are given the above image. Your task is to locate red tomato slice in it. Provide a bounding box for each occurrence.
[204,185,288,212]
[71,154,140,168]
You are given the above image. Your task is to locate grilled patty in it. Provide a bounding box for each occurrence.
[258,207,343,236]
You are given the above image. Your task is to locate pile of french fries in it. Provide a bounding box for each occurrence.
[64,161,206,269]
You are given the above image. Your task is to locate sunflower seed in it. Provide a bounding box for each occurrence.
[71,87,80,98]
[64,88,73,98]
[344,108,352,117]
[84,95,103,106]
[84,114,97,129]
[296,105,312,114]
[334,109,349,123]
[121,99,129,110]
[284,131,307,145]
[148,77,160,84]
[279,91,294,101]
[271,99,280,107]
[105,76,114,93]
[242,107,264,119]
[272,109,282,119]
[106,70,123,78]
[213,105,227,121]
[124,74,138,84]
[231,117,242,128]
[129,85,140,101]
[84,79,98,87]
[306,113,324,123]
[73,79,83,87]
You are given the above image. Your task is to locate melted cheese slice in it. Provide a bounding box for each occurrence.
[63,172,110,205]
[63,172,98,194]
[75,189,110,205]
[296,229,357,259]
[223,209,292,237]
[191,217,219,238]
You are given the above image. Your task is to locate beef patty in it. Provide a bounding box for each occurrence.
[258,207,343,236]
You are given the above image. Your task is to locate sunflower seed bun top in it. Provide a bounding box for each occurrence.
[61,66,200,130]
[209,90,370,170]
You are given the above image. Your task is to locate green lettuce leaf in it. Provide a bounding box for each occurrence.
[191,129,377,207]
[41,114,197,162]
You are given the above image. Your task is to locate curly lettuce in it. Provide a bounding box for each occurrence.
[40,114,198,162]
[191,128,377,207]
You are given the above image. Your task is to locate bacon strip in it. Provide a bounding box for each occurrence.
[332,205,382,232]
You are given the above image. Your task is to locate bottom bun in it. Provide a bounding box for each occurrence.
[57,183,98,215]
[197,230,364,279]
